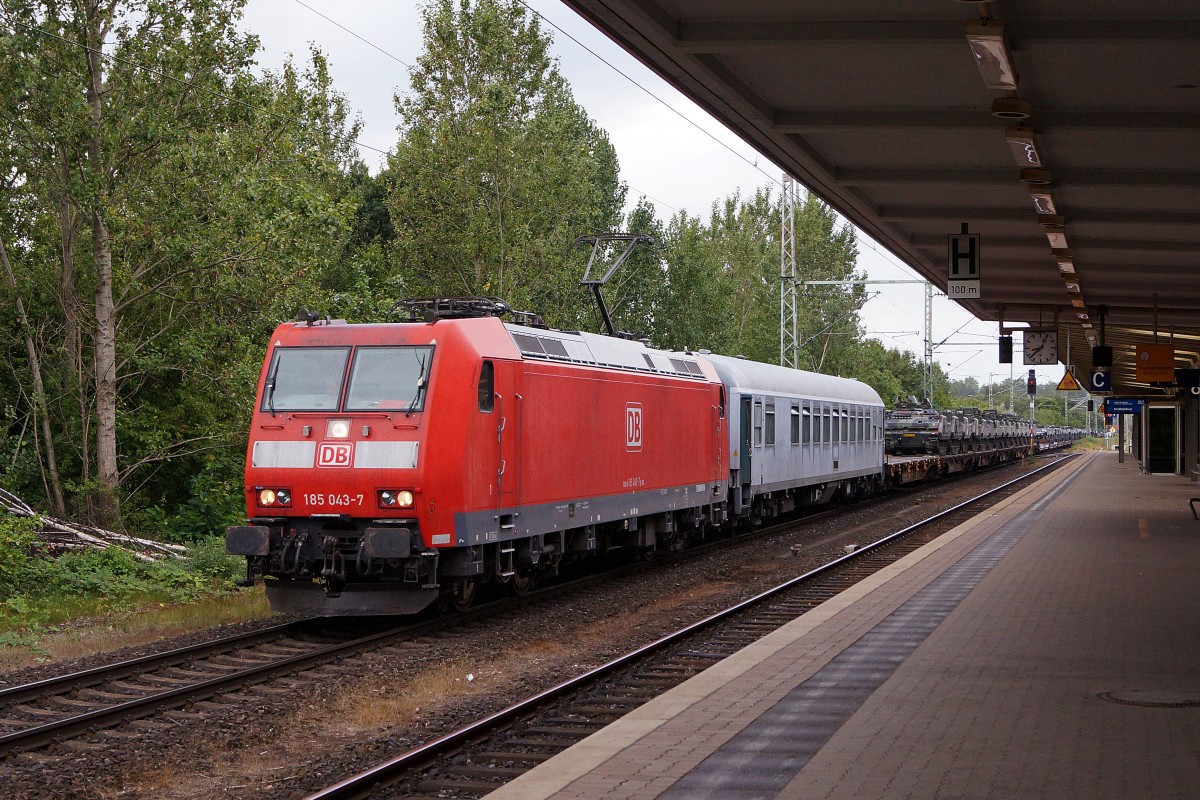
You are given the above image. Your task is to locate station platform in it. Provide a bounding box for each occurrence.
[486,450,1200,799]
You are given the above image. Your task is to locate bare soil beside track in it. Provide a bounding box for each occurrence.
[0,455,1061,800]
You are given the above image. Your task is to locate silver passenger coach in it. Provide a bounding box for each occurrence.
[699,353,886,519]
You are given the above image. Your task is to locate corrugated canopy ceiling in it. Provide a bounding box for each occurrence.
[560,0,1200,393]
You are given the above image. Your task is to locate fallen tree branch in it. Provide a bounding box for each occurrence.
[0,487,188,562]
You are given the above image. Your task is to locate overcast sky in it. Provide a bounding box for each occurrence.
[238,0,1061,395]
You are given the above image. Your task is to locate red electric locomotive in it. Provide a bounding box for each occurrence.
[226,299,729,615]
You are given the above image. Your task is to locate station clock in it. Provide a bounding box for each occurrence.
[1023,330,1059,365]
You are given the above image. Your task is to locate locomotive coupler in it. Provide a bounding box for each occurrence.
[320,535,347,582]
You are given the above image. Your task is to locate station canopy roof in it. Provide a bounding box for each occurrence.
[560,0,1200,394]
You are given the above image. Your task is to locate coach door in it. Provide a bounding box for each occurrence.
[739,396,753,484]
[714,387,726,481]
[494,362,523,515]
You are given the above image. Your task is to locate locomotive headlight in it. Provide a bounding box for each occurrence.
[257,488,292,507]
[377,489,415,509]
[326,419,351,439]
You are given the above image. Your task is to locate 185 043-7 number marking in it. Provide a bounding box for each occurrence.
[304,493,364,507]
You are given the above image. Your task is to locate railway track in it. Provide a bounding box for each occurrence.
[0,617,407,756]
[0,451,1064,765]
[302,454,1076,800]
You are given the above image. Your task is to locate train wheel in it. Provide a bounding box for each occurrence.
[451,578,477,613]
[510,571,534,597]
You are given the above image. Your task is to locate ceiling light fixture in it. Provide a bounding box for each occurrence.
[991,97,1031,119]
[1020,168,1052,185]
[1071,297,1087,309]
[1041,215,1067,248]
[1056,248,1075,277]
[1005,126,1042,168]
[965,21,1018,90]
[1064,281,1081,294]
[1029,185,1056,215]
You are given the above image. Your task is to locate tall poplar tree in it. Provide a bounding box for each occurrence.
[386,0,625,324]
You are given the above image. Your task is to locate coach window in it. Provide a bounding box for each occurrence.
[765,403,776,446]
[803,405,812,444]
[822,406,831,443]
[842,409,849,442]
[753,400,764,447]
[790,405,800,445]
[477,361,495,412]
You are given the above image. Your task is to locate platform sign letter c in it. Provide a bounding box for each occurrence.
[626,404,643,452]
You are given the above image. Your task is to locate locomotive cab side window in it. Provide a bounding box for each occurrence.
[261,347,350,412]
[345,345,435,412]
[478,360,495,412]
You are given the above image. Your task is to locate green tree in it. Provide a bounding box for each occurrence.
[386,0,625,325]
[655,185,865,368]
[1,1,360,528]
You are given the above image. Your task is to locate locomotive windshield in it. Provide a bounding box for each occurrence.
[345,346,434,412]
[262,347,349,411]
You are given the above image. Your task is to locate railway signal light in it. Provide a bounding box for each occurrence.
[998,335,1013,363]
[1027,369,1037,395]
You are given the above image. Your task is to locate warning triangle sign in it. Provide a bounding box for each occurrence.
[1056,370,1082,391]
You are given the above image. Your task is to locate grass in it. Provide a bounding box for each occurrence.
[0,586,272,674]
[0,519,275,674]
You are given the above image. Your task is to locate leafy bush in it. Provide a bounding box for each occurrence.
[0,524,246,632]
[0,515,42,599]
[186,535,246,582]
[129,453,247,544]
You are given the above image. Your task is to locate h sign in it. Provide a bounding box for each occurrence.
[947,233,981,280]
[626,403,643,452]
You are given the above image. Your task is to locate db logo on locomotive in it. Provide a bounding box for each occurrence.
[626,403,643,452]
[317,442,353,467]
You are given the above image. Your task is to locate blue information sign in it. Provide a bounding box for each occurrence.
[1089,368,1111,394]
[1104,398,1144,414]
